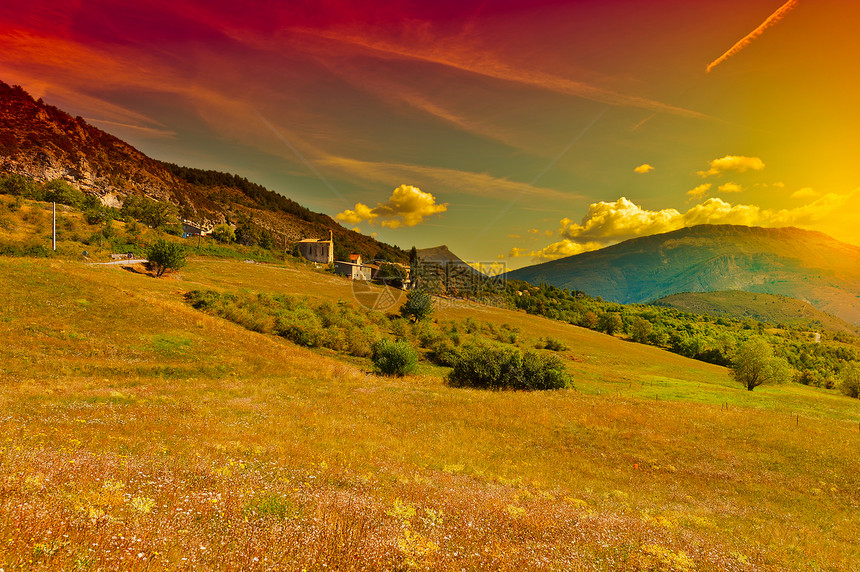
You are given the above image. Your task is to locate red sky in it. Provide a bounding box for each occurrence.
[2,0,859,266]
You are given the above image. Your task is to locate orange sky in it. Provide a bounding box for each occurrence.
[1,0,859,266]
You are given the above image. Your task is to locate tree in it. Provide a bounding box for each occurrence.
[839,361,860,398]
[597,312,623,335]
[211,223,236,244]
[731,337,791,391]
[630,317,652,344]
[121,195,179,229]
[401,289,432,322]
[146,238,187,278]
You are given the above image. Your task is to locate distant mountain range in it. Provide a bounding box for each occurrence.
[0,80,405,262]
[508,224,860,325]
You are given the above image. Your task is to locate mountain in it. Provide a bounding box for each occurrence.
[0,81,405,262]
[652,290,859,334]
[508,224,860,325]
[415,245,488,295]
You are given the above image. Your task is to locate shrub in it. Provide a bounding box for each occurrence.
[372,339,418,377]
[274,306,324,347]
[412,320,441,348]
[542,337,567,352]
[429,339,461,367]
[448,344,569,391]
[146,238,187,277]
[211,223,236,244]
[401,289,432,322]
[520,352,569,390]
[839,361,860,398]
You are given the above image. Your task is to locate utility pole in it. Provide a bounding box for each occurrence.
[52,202,56,251]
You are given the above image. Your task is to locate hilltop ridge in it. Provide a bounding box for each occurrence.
[0,80,406,262]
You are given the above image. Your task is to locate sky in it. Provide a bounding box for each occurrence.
[2,0,859,268]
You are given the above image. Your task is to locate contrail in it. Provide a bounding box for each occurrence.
[706,0,799,73]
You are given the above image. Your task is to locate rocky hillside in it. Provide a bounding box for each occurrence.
[0,81,405,262]
[508,224,860,325]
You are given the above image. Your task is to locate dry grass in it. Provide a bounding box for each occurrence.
[1,257,859,571]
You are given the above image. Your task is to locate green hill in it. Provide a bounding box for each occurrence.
[652,290,860,335]
[508,224,860,325]
[1,251,859,570]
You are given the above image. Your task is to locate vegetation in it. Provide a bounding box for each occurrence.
[146,238,187,278]
[1,255,860,570]
[372,339,419,377]
[210,223,235,244]
[839,361,860,398]
[448,344,569,390]
[730,337,791,391]
[401,289,433,322]
[500,280,860,391]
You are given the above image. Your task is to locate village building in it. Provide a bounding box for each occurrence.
[182,222,206,238]
[297,231,334,264]
[334,257,379,281]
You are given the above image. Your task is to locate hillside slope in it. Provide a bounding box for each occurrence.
[653,290,860,334]
[0,80,405,262]
[508,224,860,325]
[1,256,859,570]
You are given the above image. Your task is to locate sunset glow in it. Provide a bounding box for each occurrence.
[2,0,859,266]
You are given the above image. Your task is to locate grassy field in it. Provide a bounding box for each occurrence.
[1,256,859,571]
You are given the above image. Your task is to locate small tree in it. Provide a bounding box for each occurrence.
[401,289,432,322]
[839,361,860,398]
[146,238,186,278]
[630,317,652,344]
[597,312,623,335]
[211,223,236,244]
[731,337,791,391]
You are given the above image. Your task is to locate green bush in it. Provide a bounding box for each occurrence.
[146,238,187,277]
[448,344,569,391]
[429,339,461,367]
[401,289,432,322]
[839,361,860,398]
[372,339,418,377]
[542,337,567,351]
[274,306,324,347]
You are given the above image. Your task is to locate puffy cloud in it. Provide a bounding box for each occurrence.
[698,155,765,178]
[634,164,654,174]
[559,197,682,243]
[791,187,818,200]
[526,240,605,262]
[717,182,743,193]
[687,183,712,200]
[336,203,376,225]
[336,184,447,229]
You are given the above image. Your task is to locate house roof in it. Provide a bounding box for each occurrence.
[298,238,330,243]
[349,253,361,261]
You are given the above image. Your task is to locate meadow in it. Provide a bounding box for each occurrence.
[1,253,859,571]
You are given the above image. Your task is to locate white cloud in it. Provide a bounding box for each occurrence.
[790,187,818,200]
[336,185,448,229]
[687,183,712,200]
[698,155,765,178]
[717,182,743,193]
[634,164,654,174]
